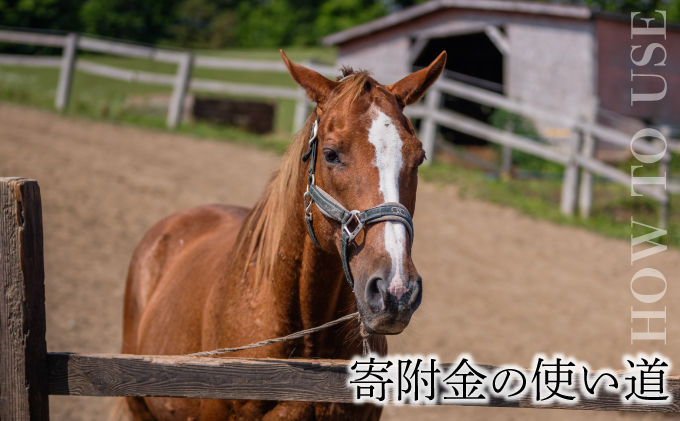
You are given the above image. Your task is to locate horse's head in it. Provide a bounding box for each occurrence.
[282,51,446,335]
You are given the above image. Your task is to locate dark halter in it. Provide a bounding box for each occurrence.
[301,114,415,291]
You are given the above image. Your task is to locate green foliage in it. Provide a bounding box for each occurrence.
[236,0,303,47]
[79,0,182,43]
[488,109,564,173]
[551,0,680,21]
[419,161,680,248]
[170,0,237,48]
[5,0,680,49]
[488,108,539,137]
[668,0,680,20]
[0,0,82,31]
[315,0,387,39]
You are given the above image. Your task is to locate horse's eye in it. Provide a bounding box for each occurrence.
[324,149,340,164]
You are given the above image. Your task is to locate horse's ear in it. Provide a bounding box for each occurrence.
[387,51,447,107]
[280,50,340,104]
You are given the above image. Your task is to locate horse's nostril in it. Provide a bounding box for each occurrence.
[407,277,423,310]
[365,276,387,313]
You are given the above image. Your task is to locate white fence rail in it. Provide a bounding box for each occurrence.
[0,28,317,130]
[0,28,676,224]
[405,77,676,226]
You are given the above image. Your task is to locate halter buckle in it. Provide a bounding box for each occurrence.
[303,190,313,217]
[343,210,364,242]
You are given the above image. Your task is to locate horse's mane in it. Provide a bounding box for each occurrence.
[232,66,373,285]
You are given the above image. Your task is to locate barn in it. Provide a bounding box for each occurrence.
[322,0,679,140]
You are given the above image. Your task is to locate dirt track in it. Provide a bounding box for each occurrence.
[1,103,679,421]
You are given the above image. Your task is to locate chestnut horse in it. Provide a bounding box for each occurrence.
[113,50,446,421]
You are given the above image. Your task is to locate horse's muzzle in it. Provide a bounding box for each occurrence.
[360,273,422,335]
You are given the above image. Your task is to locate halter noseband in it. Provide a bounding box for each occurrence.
[301,114,415,291]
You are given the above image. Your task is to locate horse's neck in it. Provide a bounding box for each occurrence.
[267,175,354,356]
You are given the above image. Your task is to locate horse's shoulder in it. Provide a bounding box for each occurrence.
[123,204,250,351]
[141,204,248,242]
[131,204,250,285]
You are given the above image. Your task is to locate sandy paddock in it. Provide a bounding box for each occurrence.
[1,103,677,421]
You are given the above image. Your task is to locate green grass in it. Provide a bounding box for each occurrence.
[0,61,294,153]
[419,161,680,247]
[0,45,338,135]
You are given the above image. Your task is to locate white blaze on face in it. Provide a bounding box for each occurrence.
[367,107,408,299]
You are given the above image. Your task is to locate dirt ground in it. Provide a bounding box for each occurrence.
[1,103,679,421]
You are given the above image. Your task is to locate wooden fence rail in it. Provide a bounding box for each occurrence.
[1,177,679,416]
[46,352,680,413]
[409,79,675,224]
[1,179,679,419]
[0,28,315,130]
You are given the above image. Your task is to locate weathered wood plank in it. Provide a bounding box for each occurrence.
[0,54,61,67]
[166,52,194,129]
[0,178,49,421]
[47,353,352,403]
[47,353,680,412]
[77,36,184,63]
[55,33,78,111]
[576,155,666,202]
[560,132,581,216]
[0,29,65,47]
[75,60,176,86]
[578,126,596,218]
[419,88,442,165]
[429,76,663,157]
[407,105,569,165]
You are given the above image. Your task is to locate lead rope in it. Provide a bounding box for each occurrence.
[186,312,371,357]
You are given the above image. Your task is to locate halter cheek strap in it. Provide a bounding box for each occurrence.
[301,116,415,291]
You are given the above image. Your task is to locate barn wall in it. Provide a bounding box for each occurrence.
[596,17,680,126]
[335,8,598,134]
[505,19,597,130]
[336,36,412,81]
[335,8,467,82]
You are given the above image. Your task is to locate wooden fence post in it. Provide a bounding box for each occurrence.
[658,126,671,229]
[420,87,442,165]
[0,178,49,421]
[578,124,595,218]
[167,52,194,129]
[560,131,581,216]
[55,33,78,112]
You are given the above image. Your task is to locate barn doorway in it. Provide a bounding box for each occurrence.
[413,31,504,93]
[412,31,505,165]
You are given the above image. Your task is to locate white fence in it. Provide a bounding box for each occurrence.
[0,28,676,225]
[0,29,337,130]
[406,78,677,225]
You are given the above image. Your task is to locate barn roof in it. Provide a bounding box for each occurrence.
[321,0,591,46]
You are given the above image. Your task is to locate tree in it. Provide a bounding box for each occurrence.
[553,0,680,20]
[79,0,181,44]
[236,0,303,47]
[0,0,82,31]
[170,0,237,48]
[314,0,387,39]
